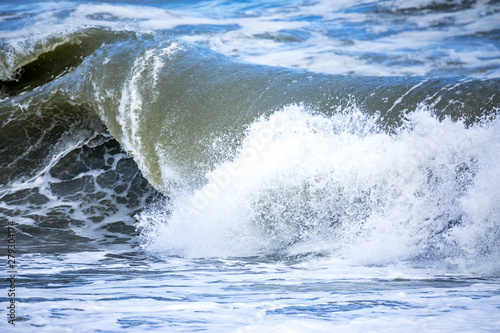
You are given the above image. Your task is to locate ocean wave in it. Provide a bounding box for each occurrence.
[2,2,500,330]
[1,25,499,271]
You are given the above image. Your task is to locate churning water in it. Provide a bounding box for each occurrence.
[1,0,500,331]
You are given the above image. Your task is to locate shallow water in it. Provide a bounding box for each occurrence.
[14,251,500,332]
[1,0,500,331]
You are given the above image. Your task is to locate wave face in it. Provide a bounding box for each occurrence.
[1,1,500,271]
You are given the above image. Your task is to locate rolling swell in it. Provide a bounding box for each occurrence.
[1,28,500,267]
[0,29,160,250]
[0,28,140,183]
[73,32,500,192]
[0,28,128,96]
[3,28,499,191]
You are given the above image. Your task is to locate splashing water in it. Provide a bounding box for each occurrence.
[137,105,500,273]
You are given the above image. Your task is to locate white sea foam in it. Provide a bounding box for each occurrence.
[137,104,500,273]
[2,0,499,78]
[11,251,500,333]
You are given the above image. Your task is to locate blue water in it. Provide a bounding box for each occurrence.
[1,0,500,332]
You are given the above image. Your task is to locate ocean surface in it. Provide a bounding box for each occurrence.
[1,0,500,331]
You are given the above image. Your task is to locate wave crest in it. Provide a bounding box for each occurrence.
[137,104,500,273]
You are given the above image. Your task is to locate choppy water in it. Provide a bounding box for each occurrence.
[1,0,500,332]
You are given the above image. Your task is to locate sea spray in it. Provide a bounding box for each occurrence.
[137,104,500,273]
